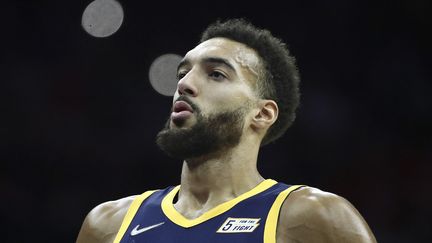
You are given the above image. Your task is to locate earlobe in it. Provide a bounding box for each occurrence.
[252,100,278,129]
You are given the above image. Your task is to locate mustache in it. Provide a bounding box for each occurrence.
[173,96,200,113]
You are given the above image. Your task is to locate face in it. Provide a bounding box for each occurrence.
[156,38,262,160]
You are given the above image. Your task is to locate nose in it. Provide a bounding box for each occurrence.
[177,72,198,97]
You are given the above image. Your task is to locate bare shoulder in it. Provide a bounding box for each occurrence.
[76,195,137,243]
[278,186,377,243]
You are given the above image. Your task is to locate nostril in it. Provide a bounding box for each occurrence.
[177,88,184,96]
[184,88,194,95]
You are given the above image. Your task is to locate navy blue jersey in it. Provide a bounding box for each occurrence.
[114,179,303,243]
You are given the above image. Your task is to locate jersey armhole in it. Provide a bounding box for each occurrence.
[263,185,305,243]
[113,190,158,243]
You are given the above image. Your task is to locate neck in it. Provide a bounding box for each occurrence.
[174,139,264,219]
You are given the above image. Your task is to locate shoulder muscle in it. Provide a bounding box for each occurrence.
[278,187,376,243]
[76,195,136,243]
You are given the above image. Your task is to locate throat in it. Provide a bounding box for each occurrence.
[174,183,237,219]
[174,144,264,219]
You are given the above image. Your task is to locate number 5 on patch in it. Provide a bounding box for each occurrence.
[216,217,261,233]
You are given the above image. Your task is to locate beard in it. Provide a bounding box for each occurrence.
[156,99,249,160]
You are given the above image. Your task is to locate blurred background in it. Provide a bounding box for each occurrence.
[1,0,431,242]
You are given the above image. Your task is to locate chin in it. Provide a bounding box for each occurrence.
[171,118,196,129]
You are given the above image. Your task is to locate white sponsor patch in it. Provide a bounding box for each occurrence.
[216,217,261,233]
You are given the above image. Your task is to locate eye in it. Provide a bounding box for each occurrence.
[177,71,188,80]
[209,71,226,81]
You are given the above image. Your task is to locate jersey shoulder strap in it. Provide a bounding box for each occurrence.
[263,185,305,243]
[113,190,158,243]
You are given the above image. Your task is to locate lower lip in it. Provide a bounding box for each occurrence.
[171,110,193,122]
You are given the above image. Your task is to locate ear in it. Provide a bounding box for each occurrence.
[251,100,278,130]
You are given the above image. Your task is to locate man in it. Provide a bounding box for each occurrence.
[77,18,377,243]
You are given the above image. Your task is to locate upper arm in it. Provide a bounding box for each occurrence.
[76,196,136,243]
[278,187,377,243]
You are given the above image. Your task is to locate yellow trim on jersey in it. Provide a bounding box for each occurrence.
[263,185,304,243]
[113,190,158,243]
[161,179,278,228]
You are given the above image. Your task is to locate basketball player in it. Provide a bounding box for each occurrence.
[77,19,377,242]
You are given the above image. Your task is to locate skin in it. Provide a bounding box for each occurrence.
[76,38,377,243]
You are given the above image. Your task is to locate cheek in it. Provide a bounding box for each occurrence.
[204,84,253,110]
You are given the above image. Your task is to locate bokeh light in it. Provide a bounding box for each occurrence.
[82,0,124,38]
[149,54,183,96]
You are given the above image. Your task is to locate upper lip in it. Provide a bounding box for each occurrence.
[173,101,193,113]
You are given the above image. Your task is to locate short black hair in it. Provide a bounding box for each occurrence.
[200,18,301,146]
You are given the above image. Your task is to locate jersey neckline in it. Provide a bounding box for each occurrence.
[161,179,277,228]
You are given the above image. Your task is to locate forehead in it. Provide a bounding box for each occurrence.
[183,37,261,74]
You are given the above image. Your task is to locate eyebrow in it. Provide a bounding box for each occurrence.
[177,57,236,73]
